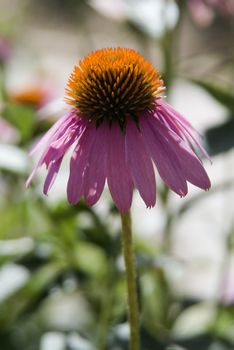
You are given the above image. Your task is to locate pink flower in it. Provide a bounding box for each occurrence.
[0,117,19,143]
[0,36,11,65]
[27,48,210,212]
[189,0,234,26]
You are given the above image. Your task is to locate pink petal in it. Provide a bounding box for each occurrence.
[26,115,85,188]
[83,123,108,206]
[42,129,81,194]
[170,135,211,190]
[26,144,53,187]
[29,111,73,156]
[25,167,38,188]
[142,113,210,193]
[43,157,63,195]
[157,101,211,161]
[107,123,133,212]
[67,123,95,205]
[126,119,156,207]
[141,116,188,196]
[44,123,81,167]
[159,101,200,136]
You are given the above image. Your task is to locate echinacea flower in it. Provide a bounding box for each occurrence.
[27,48,210,212]
[10,85,54,110]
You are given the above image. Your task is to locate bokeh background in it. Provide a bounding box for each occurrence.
[0,0,234,349]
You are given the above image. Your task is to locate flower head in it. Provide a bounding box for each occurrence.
[10,85,54,110]
[27,48,210,212]
[65,48,165,131]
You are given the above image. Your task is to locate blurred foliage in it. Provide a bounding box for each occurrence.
[0,0,234,349]
[3,103,36,144]
[193,81,234,112]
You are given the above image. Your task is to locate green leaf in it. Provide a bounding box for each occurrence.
[205,118,234,155]
[141,269,173,336]
[0,200,51,240]
[172,303,215,339]
[213,306,234,343]
[3,102,36,143]
[74,242,108,278]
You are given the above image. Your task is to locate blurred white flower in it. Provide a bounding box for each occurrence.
[0,263,29,301]
[88,0,128,21]
[0,144,28,173]
[126,0,179,38]
[40,333,66,350]
[0,237,34,256]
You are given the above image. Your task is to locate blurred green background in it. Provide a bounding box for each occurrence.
[0,0,234,349]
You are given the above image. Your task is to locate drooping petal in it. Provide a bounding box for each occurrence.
[158,101,200,136]
[126,119,156,207]
[168,134,211,190]
[26,144,58,188]
[157,101,211,161]
[29,111,74,156]
[43,157,63,195]
[26,112,86,188]
[67,123,96,204]
[107,123,133,212]
[141,115,188,196]
[141,112,211,194]
[43,120,83,167]
[83,123,108,206]
[43,130,81,194]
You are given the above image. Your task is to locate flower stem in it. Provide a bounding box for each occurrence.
[120,210,139,350]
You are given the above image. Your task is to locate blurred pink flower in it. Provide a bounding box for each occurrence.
[221,256,234,305]
[0,117,19,143]
[0,36,11,65]
[189,0,234,26]
[27,48,210,212]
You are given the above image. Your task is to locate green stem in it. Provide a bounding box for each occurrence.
[0,64,7,102]
[120,210,139,350]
